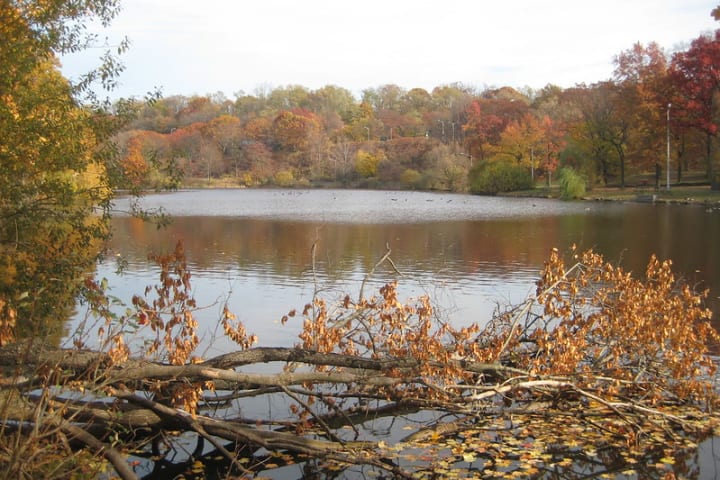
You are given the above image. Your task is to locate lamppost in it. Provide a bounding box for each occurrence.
[530,147,535,182]
[666,103,672,190]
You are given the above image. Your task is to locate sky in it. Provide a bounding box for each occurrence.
[59,0,719,100]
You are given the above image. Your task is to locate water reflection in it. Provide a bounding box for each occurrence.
[69,189,720,354]
[67,189,720,479]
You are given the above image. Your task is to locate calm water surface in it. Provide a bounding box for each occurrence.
[67,189,720,478]
[69,189,720,354]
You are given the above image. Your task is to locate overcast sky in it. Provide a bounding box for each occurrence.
[59,0,718,100]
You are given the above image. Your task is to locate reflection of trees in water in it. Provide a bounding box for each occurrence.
[10,234,103,344]
[111,217,573,280]
[109,201,720,328]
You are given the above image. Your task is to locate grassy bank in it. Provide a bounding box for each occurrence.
[505,184,720,205]
[587,185,720,205]
[504,171,720,207]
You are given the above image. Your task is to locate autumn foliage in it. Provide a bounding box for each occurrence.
[3,1,720,477]
[118,24,720,192]
[534,249,716,396]
[289,247,718,404]
[272,247,719,476]
[1,245,719,478]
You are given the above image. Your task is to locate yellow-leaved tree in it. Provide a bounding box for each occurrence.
[0,0,129,340]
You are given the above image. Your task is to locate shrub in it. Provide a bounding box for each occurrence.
[469,161,532,195]
[354,150,382,178]
[558,167,586,200]
[239,172,255,186]
[400,168,422,189]
[274,169,295,187]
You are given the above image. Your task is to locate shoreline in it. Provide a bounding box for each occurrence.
[165,178,720,208]
[499,184,720,208]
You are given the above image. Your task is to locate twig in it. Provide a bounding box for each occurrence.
[358,244,402,302]
[492,260,587,361]
[571,384,690,429]
[187,421,253,475]
[281,385,345,444]
[286,386,361,438]
[495,298,534,361]
[116,391,412,479]
[466,379,691,433]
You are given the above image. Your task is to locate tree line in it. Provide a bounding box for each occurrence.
[116,26,720,193]
[2,2,720,478]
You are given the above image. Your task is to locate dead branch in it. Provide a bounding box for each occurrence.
[1,247,718,479]
[56,421,139,480]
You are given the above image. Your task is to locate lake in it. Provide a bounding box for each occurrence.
[69,188,720,354]
[66,188,720,478]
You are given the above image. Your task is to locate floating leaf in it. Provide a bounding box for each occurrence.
[191,460,204,473]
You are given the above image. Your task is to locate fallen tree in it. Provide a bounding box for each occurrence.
[0,245,718,479]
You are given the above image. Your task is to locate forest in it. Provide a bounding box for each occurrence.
[113,32,720,194]
[1,1,720,479]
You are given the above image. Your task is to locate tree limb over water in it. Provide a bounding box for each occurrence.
[0,246,719,479]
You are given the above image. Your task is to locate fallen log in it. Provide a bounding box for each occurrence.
[0,338,717,479]
[1,247,719,479]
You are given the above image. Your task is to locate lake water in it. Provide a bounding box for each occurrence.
[69,188,720,354]
[66,189,720,478]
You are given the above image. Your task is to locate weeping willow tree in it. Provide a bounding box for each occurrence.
[0,0,133,340]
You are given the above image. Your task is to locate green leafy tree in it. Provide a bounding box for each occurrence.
[400,168,422,189]
[468,160,533,195]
